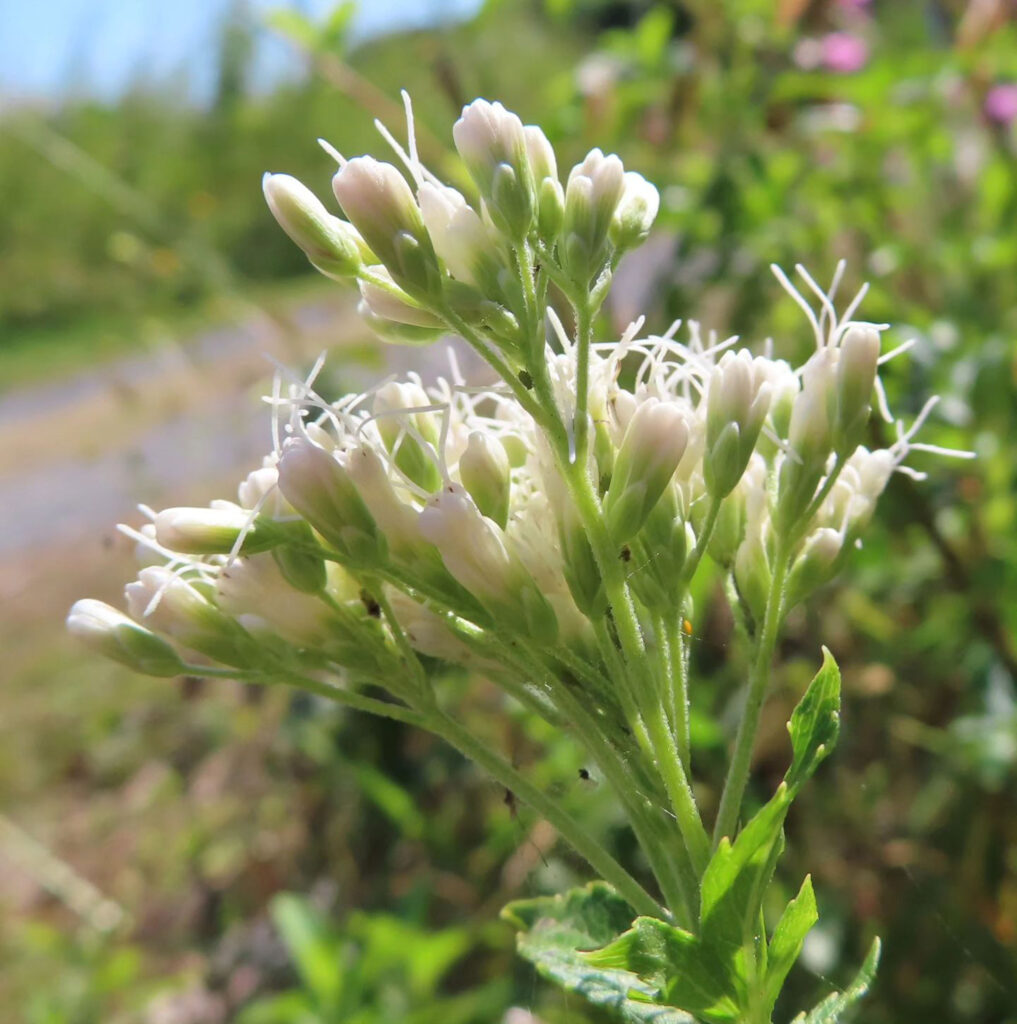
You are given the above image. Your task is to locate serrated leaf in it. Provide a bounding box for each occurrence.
[764,876,818,1012]
[588,918,742,1023]
[790,938,881,1024]
[785,647,841,794]
[502,884,694,1024]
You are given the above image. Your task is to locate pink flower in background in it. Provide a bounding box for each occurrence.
[836,0,873,8]
[821,33,869,74]
[985,83,1017,125]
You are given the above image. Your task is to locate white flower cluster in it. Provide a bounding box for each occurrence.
[69,96,970,713]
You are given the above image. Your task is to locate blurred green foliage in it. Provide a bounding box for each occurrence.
[2,0,1016,1021]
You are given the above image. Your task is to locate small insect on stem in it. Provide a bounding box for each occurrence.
[518,370,534,390]
[503,787,518,819]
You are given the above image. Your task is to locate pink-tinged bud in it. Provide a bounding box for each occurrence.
[610,171,659,250]
[835,325,880,452]
[562,148,625,286]
[67,599,185,677]
[418,484,557,643]
[332,157,439,296]
[459,431,511,528]
[453,99,534,239]
[372,381,442,493]
[385,588,476,663]
[262,173,365,278]
[277,438,384,565]
[604,398,689,543]
[124,567,250,666]
[704,350,773,498]
[358,272,444,328]
[215,554,335,648]
[417,182,503,290]
[357,300,444,346]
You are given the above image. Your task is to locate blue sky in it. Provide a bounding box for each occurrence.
[0,0,482,101]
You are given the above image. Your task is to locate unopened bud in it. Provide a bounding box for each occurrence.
[373,381,442,493]
[262,173,366,279]
[332,156,440,296]
[776,350,838,533]
[417,182,504,291]
[627,486,690,612]
[835,326,880,453]
[609,171,659,251]
[459,431,511,528]
[277,438,384,565]
[358,273,443,328]
[785,527,844,607]
[605,398,689,543]
[562,149,625,287]
[125,567,250,666]
[734,529,771,622]
[453,99,534,240]
[704,350,772,498]
[67,599,185,677]
[216,554,334,648]
[418,484,557,644]
[153,505,280,555]
[358,300,444,346]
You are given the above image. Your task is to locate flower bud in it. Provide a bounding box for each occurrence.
[417,182,504,291]
[67,599,185,677]
[386,588,476,664]
[785,527,844,607]
[536,177,565,243]
[237,464,293,519]
[125,567,250,666]
[358,272,444,328]
[524,125,558,184]
[609,172,659,251]
[373,380,442,493]
[835,325,880,453]
[153,506,281,555]
[418,484,557,644]
[562,149,625,287]
[734,528,771,623]
[277,438,384,565]
[332,156,440,296]
[776,350,838,533]
[215,554,335,648]
[358,300,444,346]
[262,173,366,279]
[459,431,511,528]
[604,398,689,544]
[704,350,772,498]
[272,535,328,594]
[453,99,535,240]
[627,485,690,612]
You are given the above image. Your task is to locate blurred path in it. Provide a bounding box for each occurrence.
[0,297,486,598]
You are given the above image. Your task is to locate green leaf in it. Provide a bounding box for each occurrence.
[785,647,841,795]
[700,788,791,950]
[588,918,742,1023]
[764,876,818,1013]
[502,883,694,1023]
[791,938,881,1024]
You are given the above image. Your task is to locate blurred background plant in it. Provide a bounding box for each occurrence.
[0,0,1015,1021]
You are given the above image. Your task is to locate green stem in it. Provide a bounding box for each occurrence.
[712,544,790,847]
[644,701,711,878]
[428,709,665,919]
[681,495,723,587]
[573,297,593,467]
[665,616,692,770]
